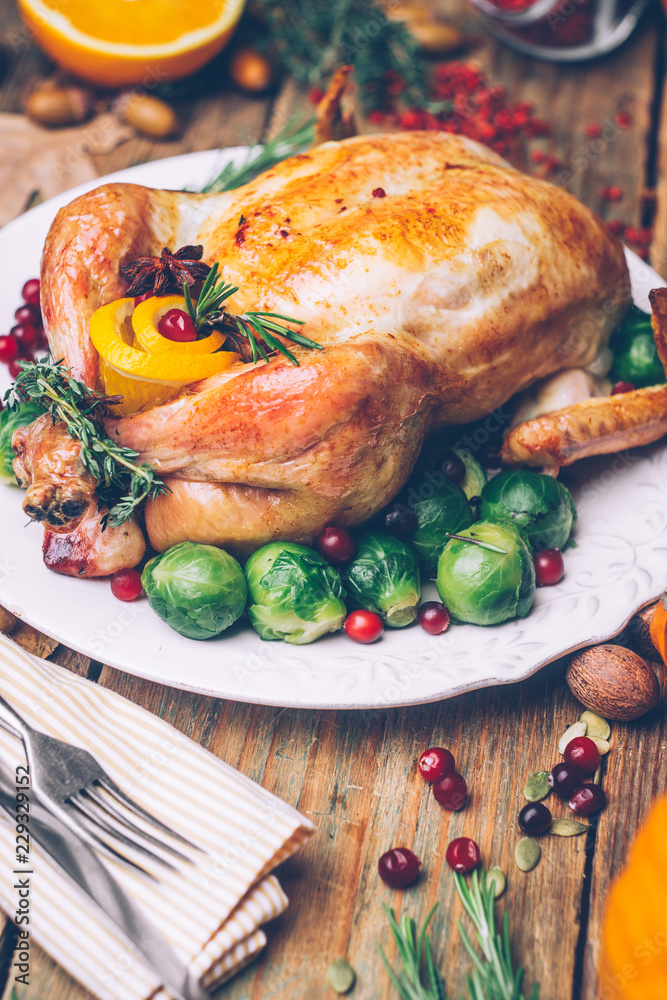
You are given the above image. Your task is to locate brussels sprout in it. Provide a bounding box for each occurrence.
[436,520,535,626]
[342,531,420,627]
[480,469,576,551]
[0,402,42,486]
[453,446,487,499]
[142,542,247,640]
[245,542,346,644]
[610,305,666,388]
[400,473,472,576]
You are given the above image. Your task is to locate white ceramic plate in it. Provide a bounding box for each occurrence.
[1,150,666,709]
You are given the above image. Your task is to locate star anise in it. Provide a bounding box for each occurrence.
[120,245,211,297]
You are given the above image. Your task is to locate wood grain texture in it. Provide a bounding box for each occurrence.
[0,4,666,1000]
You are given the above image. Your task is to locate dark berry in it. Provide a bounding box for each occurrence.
[445,836,480,873]
[534,548,564,586]
[563,736,600,774]
[381,502,417,537]
[14,303,41,327]
[433,771,467,810]
[378,847,420,887]
[157,308,197,342]
[0,335,18,364]
[21,278,40,305]
[518,801,552,835]
[417,602,450,635]
[438,451,466,484]
[548,762,584,798]
[316,525,355,564]
[611,380,635,395]
[11,324,40,351]
[418,747,455,782]
[568,784,606,816]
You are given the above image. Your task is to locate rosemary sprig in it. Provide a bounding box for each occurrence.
[455,870,539,1000]
[201,118,316,194]
[446,533,509,555]
[183,262,322,367]
[380,870,539,1000]
[4,358,168,528]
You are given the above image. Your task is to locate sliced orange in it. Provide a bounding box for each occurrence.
[18,0,246,87]
[132,296,225,355]
[91,297,238,416]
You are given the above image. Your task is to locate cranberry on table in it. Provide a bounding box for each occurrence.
[518,801,552,835]
[548,761,584,798]
[14,303,42,327]
[316,525,355,564]
[418,746,455,782]
[611,380,635,395]
[446,836,480,874]
[433,770,467,810]
[110,568,143,602]
[534,548,564,586]
[568,784,607,817]
[344,610,383,644]
[378,847,421,888]
[439,450,466,484]
[381,502,417,538]
[11,324,40,350]
[563,736,600,774]
[417,601,450,635]
[21,278,40,305]
[0,334,18,364]
[157,308,197,342]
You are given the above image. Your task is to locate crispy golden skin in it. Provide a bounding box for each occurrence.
[33,131,629,558]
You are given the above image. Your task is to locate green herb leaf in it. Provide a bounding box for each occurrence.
[201,118,316,193]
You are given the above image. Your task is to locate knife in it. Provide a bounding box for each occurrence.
[0,770,210,1000]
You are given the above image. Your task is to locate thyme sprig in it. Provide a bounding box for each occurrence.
[183,262,322,366]
[4,358,168,528]
[380,870,539,1000]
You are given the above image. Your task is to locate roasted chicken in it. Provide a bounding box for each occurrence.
[16,129,667,576]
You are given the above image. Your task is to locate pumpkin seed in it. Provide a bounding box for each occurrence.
[558,721,587,754]
[549,818,587,837]
[327,958,356,994]
[591,736,610,755]
[486,866,506,898]
[592,765,602,785]
[580,710,611,740]
[515,837,541,872]
[524,770,550,802]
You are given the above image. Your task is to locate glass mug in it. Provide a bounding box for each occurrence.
[467,0,651,61]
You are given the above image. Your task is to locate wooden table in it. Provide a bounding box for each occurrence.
[1,2,666,998]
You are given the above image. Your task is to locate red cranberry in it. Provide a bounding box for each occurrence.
[381,502,416,537]
[445,836,480,873]
[0,334,18,364]
[563,736,600,774]
[11,324,40,350]
[316,525,355,564]
[568,784,606,816]
[157,308,197,342]
[433,771,467,810]
[612,380,635,395]
[418,747,455,782]
[534,548,564,586]
[344,610,383,644]
[518,801,552,835]
[439,450,466,484]
[14,303,41,327]
[8,358,28,378]
[21,278,40,305]
[110,568,143,602]
[378,847,420,887]
[548,762,584,798]
[417,602,450,635]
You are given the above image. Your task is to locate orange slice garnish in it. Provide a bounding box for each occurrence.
[132,296,225,355]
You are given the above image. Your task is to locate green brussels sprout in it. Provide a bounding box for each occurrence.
[400,472,472,576]
[436,520,535,626]
[610,305,666,388]
[342,531,420,627]
[142,542,247,640]
[453,446,487,500]
[245,542,346,644]
[0,402,42,486]
[480,469,576,551]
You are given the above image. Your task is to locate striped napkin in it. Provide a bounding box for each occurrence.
[0,632,314,999]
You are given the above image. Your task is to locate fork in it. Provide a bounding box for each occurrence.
[0,691,203,873]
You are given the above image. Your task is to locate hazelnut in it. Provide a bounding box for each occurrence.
[566,644,660,721]
[229,48,274,93]
[25,86,91,127]
[120,94,177,139]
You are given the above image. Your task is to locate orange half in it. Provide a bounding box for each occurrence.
[18,0,246,87]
